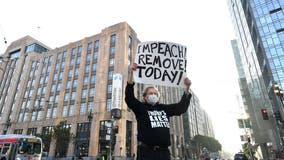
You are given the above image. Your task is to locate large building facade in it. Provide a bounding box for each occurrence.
[0,22,198,159]
[228,0,284,158]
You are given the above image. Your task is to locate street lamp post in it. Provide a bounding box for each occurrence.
[87,109,93,157]
[4,118,11,134]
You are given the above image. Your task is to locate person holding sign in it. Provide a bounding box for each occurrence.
[125,63,192,160]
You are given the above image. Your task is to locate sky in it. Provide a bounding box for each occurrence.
[0,0,244,154]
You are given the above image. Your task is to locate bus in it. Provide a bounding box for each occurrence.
[0,134,42,160]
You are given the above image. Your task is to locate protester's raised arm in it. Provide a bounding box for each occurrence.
[162,78,192,116]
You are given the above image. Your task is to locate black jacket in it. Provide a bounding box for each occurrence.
[125,82,191,147]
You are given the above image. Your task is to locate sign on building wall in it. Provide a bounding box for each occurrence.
[133,41,187,87]
[111,73,123,109]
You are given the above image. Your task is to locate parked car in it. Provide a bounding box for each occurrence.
[234,152,248,160]
[41,152,48,160]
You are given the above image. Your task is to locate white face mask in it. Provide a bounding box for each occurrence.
[147,94,159,105]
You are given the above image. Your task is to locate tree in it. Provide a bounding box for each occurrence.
[193,135,222,152]
[53,120,73,157]
[36,133,52,152]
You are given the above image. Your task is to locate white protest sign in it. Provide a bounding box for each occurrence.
[134,41,187,87]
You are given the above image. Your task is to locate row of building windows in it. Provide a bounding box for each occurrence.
[19,40,101,121]
[105,34,116,112]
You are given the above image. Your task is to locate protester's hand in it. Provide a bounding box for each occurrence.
[184,78,191,94]
[130,63,138,72]
[184,78,191,87]
[128,63,137,84]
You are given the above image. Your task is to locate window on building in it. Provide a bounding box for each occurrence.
[88,102,93,112]
[86,53,91,62]
[46,108,52,119]
[111,34,116,44]
[99,120,114,154]
[44,57,49,64]
[40,76,44,84]
[29,90,33,97]
[52,108,57,118]
[51,84,56,93]
[70,58,75,66]
[80,103,86,115]
[14,129,23,134]
[53,73,58,81]
[25,43,48,53]
[27,128,37,136]
[62,106,68,117]
[18,113,23,122]
[72,48,76,56]
[55,94,59,103]
[43,86,47,94]
[68,69,73,78]
[26,100,31,109]
[88,42,92,51]
[9,49,21,59]
[61,61,65,69]
[94,40,99,49]
[84,76,89,85]
[47,66,52,73]
[59,72,63,80]
[110,46,115,55]
[106,99,112,111]
[40,98,45,106]
[82,89,87,98]
[37,111,43,120]
[64,92,70,101]
[71,91,76,101]
[75,122,91,156]
[37,88,42,96]
[63,51,67,58]
[31,111,37,121]
[25,44,36,53]
[109,58,115,67]
[92,63,97,72]
[66,81,71,89]
[89,87,95,97]
[55,63,60,70]
[94,51,98,60]
[75,68,80,76]
[85,64,90,73]
[107,84,112,93]
[108,71,113,80]
[49,56,53,63]
[73,79,78,87]
[69,105,74,116]
[45,76,49,83]
[78,45,83,54]
[49,96,54,104]
[57,83,61,91]
[91,75,96,84]
[76,57,81,64]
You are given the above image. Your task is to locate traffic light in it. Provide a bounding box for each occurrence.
[261,109,269,120]
[113,125,119,134]
[111,134,117,149]
[247,136,251,143]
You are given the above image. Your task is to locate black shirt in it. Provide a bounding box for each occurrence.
[125,82,191,147]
